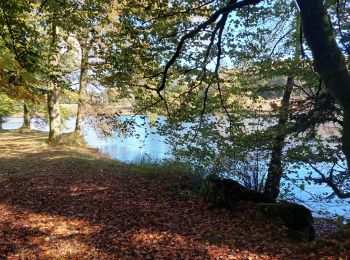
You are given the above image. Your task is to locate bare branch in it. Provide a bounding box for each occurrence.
[269,28,293,57]
[308,163,350,199]
[156,0,263,93]
[214,12,233,128]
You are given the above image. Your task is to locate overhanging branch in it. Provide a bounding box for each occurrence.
[155,0,263,94]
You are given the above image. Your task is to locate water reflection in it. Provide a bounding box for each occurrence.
[83,116,171,162]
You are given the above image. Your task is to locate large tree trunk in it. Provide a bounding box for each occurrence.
[47,18,61,144]
[264,76,294,199]
[344,112,350,168]
[297,0,350,169]
[75,38,89,135]
[47,83,61,144]
[21,103,30,129]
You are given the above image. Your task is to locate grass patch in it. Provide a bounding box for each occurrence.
[130,158,204,191]
[59,132,87,148]
[0,129,202,187]
[0,130,129,180]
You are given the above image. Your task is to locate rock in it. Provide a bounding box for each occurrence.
[256,201,315,241]
[200,175,275,208]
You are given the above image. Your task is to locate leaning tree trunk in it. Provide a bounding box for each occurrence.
[75,38,89,135]
[297,0,350,169]
[47,83,61,144]
[21,103,30,129]
[264,76,294,199]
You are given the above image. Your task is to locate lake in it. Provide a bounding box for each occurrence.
[2,116,350,219]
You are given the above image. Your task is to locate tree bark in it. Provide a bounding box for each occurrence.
[21,103,30,129]
[297,0,350,168]
[47,83,61,144]
[75,38,89,135]
[344,111,350,168]
[264,76,294,199]
[47,18,61,144]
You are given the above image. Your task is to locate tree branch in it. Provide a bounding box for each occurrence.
[308,163,350,199]
[156,0,262,93]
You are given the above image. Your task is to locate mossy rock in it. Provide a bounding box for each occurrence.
[200,175,275,208]
[256,201,315,241]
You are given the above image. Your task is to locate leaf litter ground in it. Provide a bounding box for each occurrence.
[0,130,348,259]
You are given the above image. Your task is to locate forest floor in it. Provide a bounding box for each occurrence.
[0,129,349,259]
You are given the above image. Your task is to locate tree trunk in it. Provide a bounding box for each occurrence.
[264,76,294,199]
[47,83,61,144]
[344,111,350,168]
[297,0,350,168]
[75,38,89,135]
[21,103,30,129]
[47,17,61,144]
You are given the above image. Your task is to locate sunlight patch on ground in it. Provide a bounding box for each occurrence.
[0,204,103,258]
[26,213,100,236]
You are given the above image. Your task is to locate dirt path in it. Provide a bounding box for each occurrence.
[0,130,347,259]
